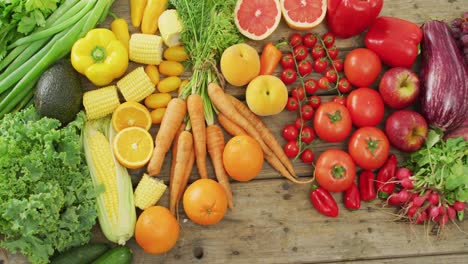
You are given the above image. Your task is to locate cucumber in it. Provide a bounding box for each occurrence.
[51,243,110,264]
[92,246,133,264]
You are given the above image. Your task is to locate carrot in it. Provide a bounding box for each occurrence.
[175,144,195,217]
[259,42,282,75]
[218,112,246,136]
[169,124,185,200]
[264,152,314,184]
[147,98,187,176]
[206,124,234,209]
[169,130,193,214]
[187,94,208,179]
[228,95,296,177]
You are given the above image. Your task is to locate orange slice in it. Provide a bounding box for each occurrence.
[113,127,154,169]
[280,0,327,30]
[112,101,152,132]
[234,0,282,40]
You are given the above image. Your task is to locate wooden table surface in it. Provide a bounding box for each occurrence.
[3,0,468,263]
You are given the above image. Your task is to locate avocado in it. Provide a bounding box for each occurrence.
[35,59,83,125]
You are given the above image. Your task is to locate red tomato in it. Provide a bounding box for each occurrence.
[281,68,297,85]
[313,58,328,73]
[289,33,303,47]
[344,48,382,87]
[301,104,314,120]
[322,32,336,48]
[333,59,344,72]
[315,149,356,192]
[318,77,330,90]
[282,124,299,141]
[291,87,306,101]
[304,78,318,95]
[303,33,317,48]
[280,53,294,69]
[327,46,339,60]
[309,95,321,109]
[295,117,305,129]
[300,149,315,163]
[313,102,352,142]
[311,44,325,59]
[346,87,384,127]
[284,141,300,158]
[324,68,337,83]
[337,78,352,93]
[332,95,347,106]
[301,126,315,143]
[298,60,312,76]
[348,127,390,170]
[286,97,299,111]
[293,45,308,61]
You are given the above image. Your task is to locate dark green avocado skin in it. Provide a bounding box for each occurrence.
[35,59,83,125]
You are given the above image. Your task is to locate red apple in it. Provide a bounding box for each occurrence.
[379,67,420,109]
[385,110,428,152]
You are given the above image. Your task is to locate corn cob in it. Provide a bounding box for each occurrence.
[129,33,163,65]
[117,67,155,102]
[134,174,167,210]
[83,85,120,120]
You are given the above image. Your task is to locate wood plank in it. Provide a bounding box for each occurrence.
[340,253,468,264]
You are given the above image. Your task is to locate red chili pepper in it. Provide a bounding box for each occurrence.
[310,185,339,217]
[376,154,397,199]
[344,182,361,210]
[259,42,283,75]
[359,170,376,201]
[364,16,423,68]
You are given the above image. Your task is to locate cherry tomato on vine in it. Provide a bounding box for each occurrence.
[280,53,295,69]
[313,102,352,142]
[281,68,297,85]
[282,124,299,141]
[303,33,317,48]
[337,78,352,93]
[293,45,308,61]
[314,58,328,73]
[301,104,314,120]
[284,141,300,158]
[300,149,315,163]
[344,48,382,87]
[291,87,306,101]
[311,44,325,59]
[332,95,347,106]
[289,33,303,47]
[348,127,390,171]
[304,78,318,95]
[295,117,305,129]
[322,32,336,48]
[286,97,299,111]
[318,77,330,90]
[315,149,356,192]
[301,126,315,143]
[327,46,339,60]
[333,59,344,72]
[324,68,337,83]
[298,60,313,76]
[309,95,321,109]
[346,87,384,127]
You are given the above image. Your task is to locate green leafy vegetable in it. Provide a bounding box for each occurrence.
[0,106,97,264]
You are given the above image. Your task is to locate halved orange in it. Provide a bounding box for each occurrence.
[280,0,327,30]
[112,101,152,132]
[113,127,154,169]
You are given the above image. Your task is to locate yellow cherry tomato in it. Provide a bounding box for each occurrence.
[157,76,181,93]
[150,108,167,124]
[144,93,172,109]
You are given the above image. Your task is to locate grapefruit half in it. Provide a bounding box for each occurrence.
[280,0,327,30]
[234,0,281,40]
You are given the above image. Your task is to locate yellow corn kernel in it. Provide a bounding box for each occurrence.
[134,174,167,210]
[129,33,163,65]
[117,67,155,102]
[83,86,120,120]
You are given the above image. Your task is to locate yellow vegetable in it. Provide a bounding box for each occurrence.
[178,79,189,96]
[134,174,167,210]
[130,0,147,27]
[111,16,130,52]
[129,33,163,65]
[83,85,120,120]
[71,28,128,86]
[158,60,184,76]
[144,65,160,85]
[157,76,181,93]
[163,46,189,62]
[145,93,172,109]
[158,9,182,47]
[83,117,136,245]
[117,67,155,102]
[141,0,168,34]
[150,108,166,124]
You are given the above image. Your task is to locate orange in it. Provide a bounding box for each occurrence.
[135,206,179,254]
[113,126,154,169]
[279,0,327,30]
[234,0,282,40]
[183,179,227,225]
[223,135,263,182]
[111,101,152,132]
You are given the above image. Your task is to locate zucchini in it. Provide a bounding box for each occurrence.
[92,246,133,264]
[51,243,110,264]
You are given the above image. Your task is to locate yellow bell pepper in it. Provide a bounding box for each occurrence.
[71,28,128,87]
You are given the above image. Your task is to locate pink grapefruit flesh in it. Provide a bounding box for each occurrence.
[280,0,327,30]
[234,0,281,40]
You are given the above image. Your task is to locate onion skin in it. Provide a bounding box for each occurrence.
[420,21,468,132]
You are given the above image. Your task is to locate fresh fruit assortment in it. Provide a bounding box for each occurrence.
[0,0,466,262]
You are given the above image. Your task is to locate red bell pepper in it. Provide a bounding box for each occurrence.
[364,16,423,68]
[326,0,383,39]
[376,154,398,199]
[310,185,339,217]
[359,170,376,201]
[344,182,361,210]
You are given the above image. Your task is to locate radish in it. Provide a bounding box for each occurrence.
[429,205,441,220]
[415,211,428,224]
[398,189,410,203]
[407,206,418,218]
[453,201,466,211]
[395,167,411,180]
[438,213,449,226]
[447,206,456,220]
[387,194,401,205]
[412,195,426,207]
[428,193,440,205]
[400,178,414,189]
